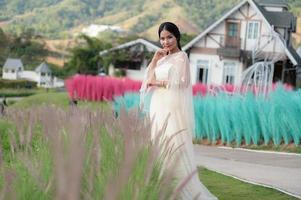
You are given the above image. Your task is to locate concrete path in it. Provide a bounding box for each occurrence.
[194,145,301,199]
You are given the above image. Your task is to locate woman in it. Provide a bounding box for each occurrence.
[140,22,218,200]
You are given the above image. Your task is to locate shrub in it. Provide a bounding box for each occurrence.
[0,79,37,89]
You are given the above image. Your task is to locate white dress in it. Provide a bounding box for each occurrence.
[141,51,218,200]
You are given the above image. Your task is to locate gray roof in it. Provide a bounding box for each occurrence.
[3,58,23,69]
[99,38,160,56]
[255,0,296,30]
[142,38,161,48]
[256,0,289,8]
[35,62,51,73]
[287,46,301,66]
[264,11,295,28]
[254,0,297,31]
[297,47,301,58]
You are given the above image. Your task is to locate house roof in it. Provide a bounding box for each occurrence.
[99,38,160,56]
[262,11,295,28]
[3,58,23,70]
[297,47,301,58]
[256,0,289,9]
[254,0,295,29]
[183,0,300,66]
[287,46,301,65]
[35,62,51,73]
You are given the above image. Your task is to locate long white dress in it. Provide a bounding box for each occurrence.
[140,51,218,200]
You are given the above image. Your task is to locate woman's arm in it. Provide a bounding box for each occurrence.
[147,80,168,88]
[144,49,170,89]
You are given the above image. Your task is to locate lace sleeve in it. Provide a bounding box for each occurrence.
[167,53,190,89]
[140,61,156,111]
[165,52,195,137]
[140,65,155,93]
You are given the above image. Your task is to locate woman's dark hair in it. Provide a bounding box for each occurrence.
[158,22,181,50]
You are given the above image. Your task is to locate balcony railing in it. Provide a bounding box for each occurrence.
[225,37,241,48]
[217,36,241,58]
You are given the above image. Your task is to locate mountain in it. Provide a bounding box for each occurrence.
[0,0,300,44]
[0,0,240,39]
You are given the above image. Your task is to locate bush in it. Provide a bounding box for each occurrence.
[0,89,36,97]
[114,68,126,77]
[0,79,37,89]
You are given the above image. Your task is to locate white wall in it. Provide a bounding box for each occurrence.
[194,23,225,49]
[20,71,39,82]
[52,77,65,88]
[189,53,244,85]
[189,53,243,86]
[126,69,145,81]
[2,70,17,80]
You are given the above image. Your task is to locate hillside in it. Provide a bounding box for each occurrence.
[0,0,240,39]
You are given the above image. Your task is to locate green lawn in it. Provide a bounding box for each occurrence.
[0,88,51,98]
[199,168,298,200]
[10,91,109,110]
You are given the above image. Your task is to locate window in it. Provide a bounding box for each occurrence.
[228,23,238,37]
[247,21,260,39]
[223,62,236,84]
[197,60,209,84]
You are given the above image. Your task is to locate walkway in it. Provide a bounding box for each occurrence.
[194,145,301,199]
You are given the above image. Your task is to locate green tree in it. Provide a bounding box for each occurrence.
[65,34,112,75]
[180,33,196,48]
[0,28,9,65]
[9,28,48,69]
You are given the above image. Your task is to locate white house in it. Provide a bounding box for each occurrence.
[2,58,24,80]
[99,38,160,80]
[2,59,64,88]
[183,0,301,86]
[35,62,52,87]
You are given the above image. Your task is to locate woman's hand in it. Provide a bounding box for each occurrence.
[150,49,168,68]
[146,80,156,88]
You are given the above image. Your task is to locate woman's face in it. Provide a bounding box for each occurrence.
[159,30,178,53]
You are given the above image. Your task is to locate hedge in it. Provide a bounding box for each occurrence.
[0,79,37,89]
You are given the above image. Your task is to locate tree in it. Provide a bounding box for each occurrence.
[180,33,196,48]
[0,28,9,66]
[9,28,48,69]
[65,34,112,75]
